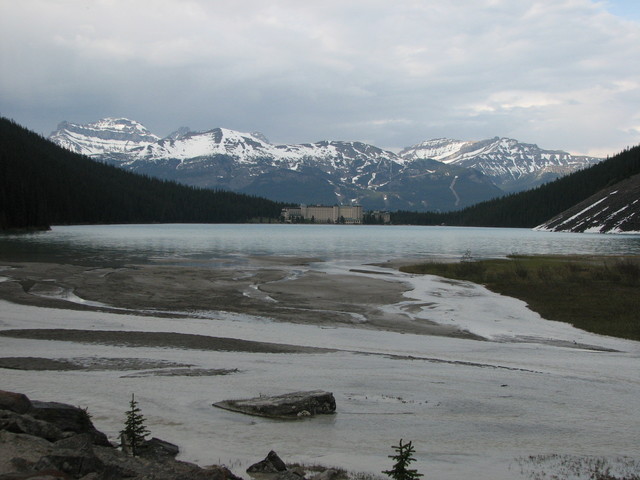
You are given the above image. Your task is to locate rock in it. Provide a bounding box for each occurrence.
[0,390,33,414]
[1,391,247,480]
[214,391,336,419]
[53,434,94,453]
[246,450,288,473]
[272,472,305,480]
[0,469,74,479]
[0,431,53,474]
[139,437,180,460]
[310,469,339,480]
[33,452,104,478]
[0,410,66,442]
[27,402,110,447]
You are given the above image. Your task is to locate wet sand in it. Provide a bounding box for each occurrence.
[0,258,468,336]
[0,258,477,373]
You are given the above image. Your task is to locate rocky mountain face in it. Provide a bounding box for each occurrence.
[49,118,161,156]
[536,173,640,233]
[49,119,503,211]
[399,137,602,192]
[49,119,598,212]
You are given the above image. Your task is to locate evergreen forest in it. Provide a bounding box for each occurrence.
[0,117,285,230]
[392,144,640,227]
[2,116,639,231]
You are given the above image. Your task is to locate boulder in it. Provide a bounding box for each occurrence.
[27,402,110,447]
[139,437,180,460]
[246,450,287,473]
[33,452,104,478]
[0,390,32,414]
[0,410,66,442]
[214,391,336,419]
[0,391,247,480]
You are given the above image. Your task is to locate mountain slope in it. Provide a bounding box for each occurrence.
[0,118,284,230]
[392,145,640,229]
[49,118,161,156]
[50,119,502,211]
[399,137,602,192]
[535,173,640,233]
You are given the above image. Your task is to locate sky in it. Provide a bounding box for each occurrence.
[1,0,639,157]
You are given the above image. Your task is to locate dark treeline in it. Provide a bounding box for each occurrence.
[392,144,640,227]
[0,117,285,230]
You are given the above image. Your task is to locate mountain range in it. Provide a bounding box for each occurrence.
[49,118,602,212]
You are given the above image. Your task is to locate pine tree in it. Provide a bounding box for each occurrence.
[382,439,424,480]
[120,393,150,456]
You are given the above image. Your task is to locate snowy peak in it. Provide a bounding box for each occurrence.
[138,127,275,163]
[398,138,476,162]
[49,118,160,156]
[399,137,602,191]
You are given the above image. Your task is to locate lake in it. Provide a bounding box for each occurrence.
[2,224,640,266]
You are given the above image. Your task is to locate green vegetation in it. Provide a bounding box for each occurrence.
[0,117,286,230]
[392,144,640,227]
[382,439,423,480]
[120,393,150,456]
[401,255,640,341]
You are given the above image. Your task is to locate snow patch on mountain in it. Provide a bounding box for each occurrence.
[399,137,602,191]
[536,173,640,234]
[49,118,160,156]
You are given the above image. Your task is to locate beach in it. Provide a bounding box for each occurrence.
[1,255,639,479]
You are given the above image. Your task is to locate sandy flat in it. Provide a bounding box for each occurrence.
[0,259,470,338]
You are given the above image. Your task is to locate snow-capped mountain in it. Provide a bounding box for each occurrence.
[536,173,640,233]
[49,118,161,156]
[49,118,503,211]
[399,137,602,192]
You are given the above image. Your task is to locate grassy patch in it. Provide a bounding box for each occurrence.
[400,255,640,341]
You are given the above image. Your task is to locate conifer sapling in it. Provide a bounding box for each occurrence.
[120,393,150,456]
[383,439,424,480]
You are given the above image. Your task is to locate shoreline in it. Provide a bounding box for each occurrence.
[1,256,639,479]
[0,258,475,339]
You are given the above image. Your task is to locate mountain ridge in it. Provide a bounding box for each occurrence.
[49,118,602,212]
[399,137,602,192]
[50,119,502,211]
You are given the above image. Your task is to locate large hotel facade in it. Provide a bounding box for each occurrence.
[281,204,363,224]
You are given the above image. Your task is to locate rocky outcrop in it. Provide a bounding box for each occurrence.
[0,390,243,480]
[246,451,342,480]
[213,391,336,419]
[247,450,288,473]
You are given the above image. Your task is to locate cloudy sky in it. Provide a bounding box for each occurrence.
[1,0,639,156]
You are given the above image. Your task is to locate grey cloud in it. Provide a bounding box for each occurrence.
[1,0,639,156]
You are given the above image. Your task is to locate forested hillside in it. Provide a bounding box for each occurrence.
[392,144,640,228]
[0,118,284,230]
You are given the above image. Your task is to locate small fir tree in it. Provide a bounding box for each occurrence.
[120,393,150,456]
[383,439,423,480]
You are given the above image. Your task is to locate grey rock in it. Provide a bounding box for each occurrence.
[53,434,94,453]
[246,451,287,473]
[0,410,65,442]
[310,469,339,480]
[0,469,73,479]
[0,390,33,414]
[1,392,246,480]
[215,391,336,419]
[28,402,110,447]
[272,472,305,480]
[138,437,180,460]
[33,452,104,478]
